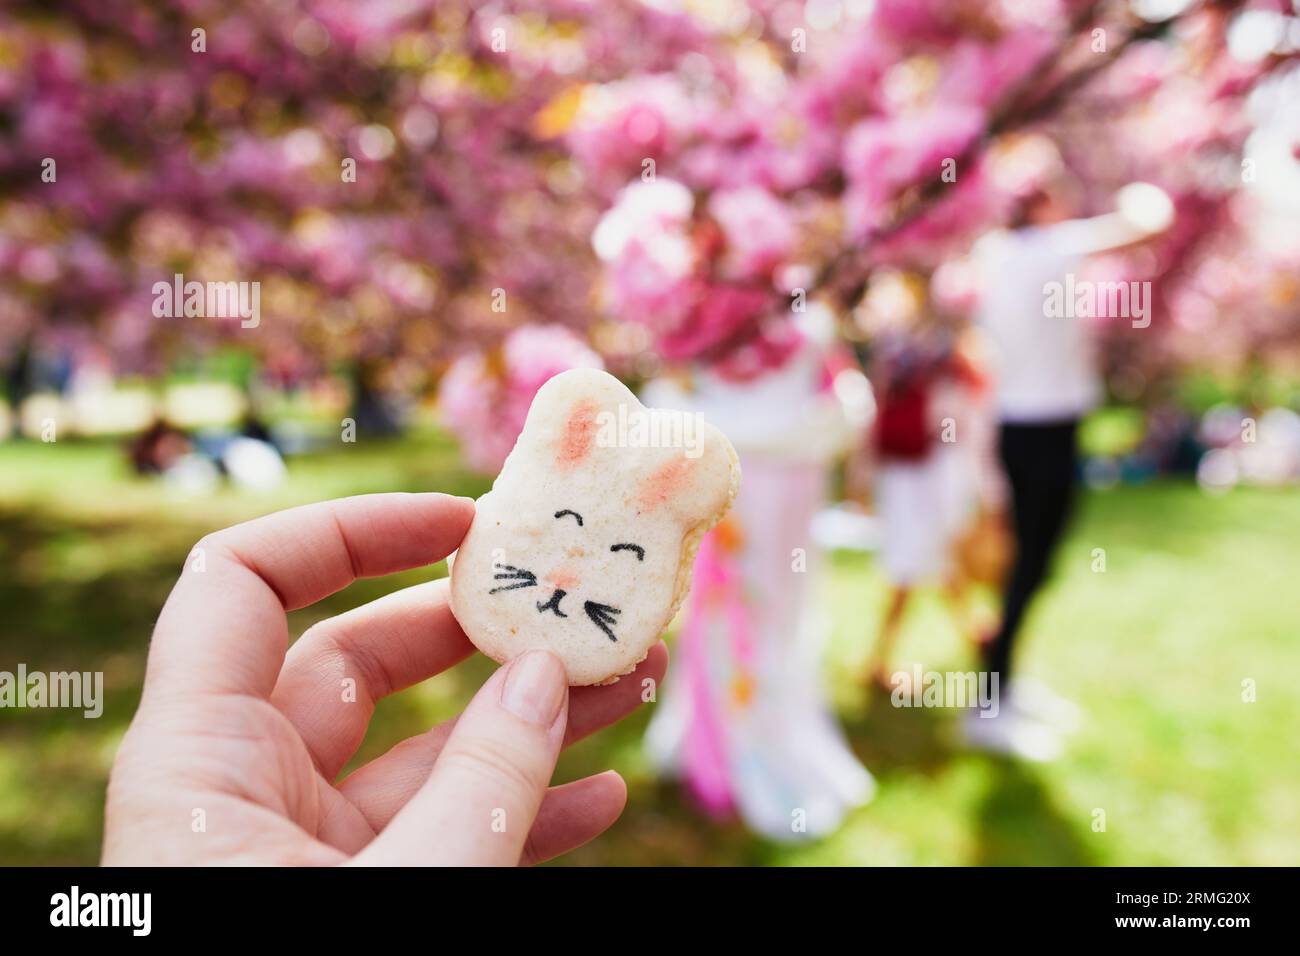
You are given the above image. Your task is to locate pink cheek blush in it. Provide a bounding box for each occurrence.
[637,457,693,512]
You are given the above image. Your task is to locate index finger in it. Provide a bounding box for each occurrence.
[144,493,475,701]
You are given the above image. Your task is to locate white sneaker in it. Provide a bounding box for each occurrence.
[961,707,1063,762]
[1004,677,1083,733]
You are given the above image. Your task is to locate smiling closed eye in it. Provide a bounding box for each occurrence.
[610,543,644,561]
[554,509,583,526]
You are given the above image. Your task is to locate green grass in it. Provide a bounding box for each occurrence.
[1,432,1297,865]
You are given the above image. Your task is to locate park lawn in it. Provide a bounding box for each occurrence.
[1,432,1297,865]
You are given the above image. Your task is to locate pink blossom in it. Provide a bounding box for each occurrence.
[593,178,697,332]
[935,30,1058,109]
[438,324,603,474]
[568,75,695,187]
[710,319,805,383]
[842,105,987,238]
[657,284,773,363]
[707,186,797,281]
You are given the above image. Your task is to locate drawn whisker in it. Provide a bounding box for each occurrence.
[583,601,622,642]
[489,579,537,593]
[490,561,537,594]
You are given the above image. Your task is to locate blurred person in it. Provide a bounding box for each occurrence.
[1138,400,1204,478]
[220,434,288,492]
[643,311,875,841]
[966,179,1173,760]
[127,417,193,475]
[103,493,664,865]
[3,339,33,438]
[239,407,278,448]
[221,406,288,492]
[130,413,288,493]
[863,312,997,688]
[351,358,407,438]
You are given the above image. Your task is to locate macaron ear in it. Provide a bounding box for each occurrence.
[630,421,738,528]
[505,368,639,476]
[500,368,739,526]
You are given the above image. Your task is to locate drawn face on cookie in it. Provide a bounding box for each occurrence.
[488,509,644,642]
[450,368,739,685]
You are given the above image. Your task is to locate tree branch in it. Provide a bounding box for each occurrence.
[813,0,1236,309]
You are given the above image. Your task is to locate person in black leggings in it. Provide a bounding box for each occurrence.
[982,419,1079,684]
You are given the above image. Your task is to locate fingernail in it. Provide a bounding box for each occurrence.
[500,651,566,726]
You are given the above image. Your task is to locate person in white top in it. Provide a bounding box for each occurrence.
[964,178,1174,761]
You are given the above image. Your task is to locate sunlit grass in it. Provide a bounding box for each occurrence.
[1,434,1296,865]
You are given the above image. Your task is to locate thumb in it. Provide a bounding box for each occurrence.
[353,649,569,866]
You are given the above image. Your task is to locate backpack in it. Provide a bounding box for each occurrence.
[874,379,932,460]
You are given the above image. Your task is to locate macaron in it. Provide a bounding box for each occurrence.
[449,368,740,685]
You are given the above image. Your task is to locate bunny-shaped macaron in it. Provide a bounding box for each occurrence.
[450,368,740,685]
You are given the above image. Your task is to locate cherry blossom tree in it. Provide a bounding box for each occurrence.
[1,0,1296,442]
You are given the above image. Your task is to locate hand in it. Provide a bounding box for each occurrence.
[102,493,667,865]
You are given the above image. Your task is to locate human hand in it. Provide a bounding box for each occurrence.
[103,493,667,865]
